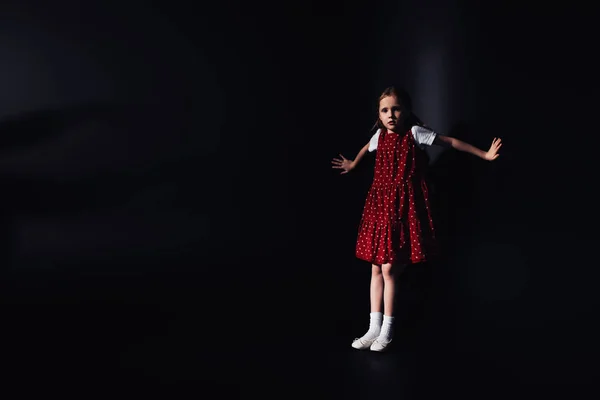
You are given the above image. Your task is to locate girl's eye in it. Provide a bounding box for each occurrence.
[381,108,388,113]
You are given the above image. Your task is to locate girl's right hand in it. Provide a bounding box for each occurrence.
[331,154,354,174]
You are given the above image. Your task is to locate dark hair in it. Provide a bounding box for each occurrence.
[369,85,428,133]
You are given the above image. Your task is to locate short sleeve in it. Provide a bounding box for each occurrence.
[411,125,436,147]
[368,129,381,152]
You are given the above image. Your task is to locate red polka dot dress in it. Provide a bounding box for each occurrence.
[355,128,437,265]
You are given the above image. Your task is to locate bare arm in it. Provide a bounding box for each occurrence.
[331,142,370,174]
[433,135,501,161]
[350,142,370,169]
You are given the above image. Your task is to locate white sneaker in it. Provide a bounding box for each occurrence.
[370,337,392,352]
[351,337,376,350]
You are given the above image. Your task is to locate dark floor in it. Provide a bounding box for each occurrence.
[2,250,598,397]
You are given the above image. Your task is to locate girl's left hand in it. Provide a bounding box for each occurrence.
[485,137,502,161]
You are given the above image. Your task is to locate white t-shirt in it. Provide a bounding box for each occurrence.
[368,126,437,152]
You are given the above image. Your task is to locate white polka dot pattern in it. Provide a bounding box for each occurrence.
[356,129,437,265]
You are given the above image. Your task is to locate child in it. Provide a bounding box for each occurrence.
[331,86,502,352]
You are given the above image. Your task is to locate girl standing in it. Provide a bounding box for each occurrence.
[332,86,502,352]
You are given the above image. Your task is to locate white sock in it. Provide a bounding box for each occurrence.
[378,315,395,342]
[358,312,383,341]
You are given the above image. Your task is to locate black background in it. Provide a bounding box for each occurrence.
[0,0,598,395]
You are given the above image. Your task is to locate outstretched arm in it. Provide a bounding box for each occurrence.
[331,142,370,174]
[433,135,502,161]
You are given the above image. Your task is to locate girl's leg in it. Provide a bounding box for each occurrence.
[372,262,406,351]
[370,264,384,313]
[382,262,400,316]
[351,264,384,349]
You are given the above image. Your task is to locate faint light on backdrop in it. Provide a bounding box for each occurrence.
[414,45,448,165]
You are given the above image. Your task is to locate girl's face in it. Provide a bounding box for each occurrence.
[379,95,404,132]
